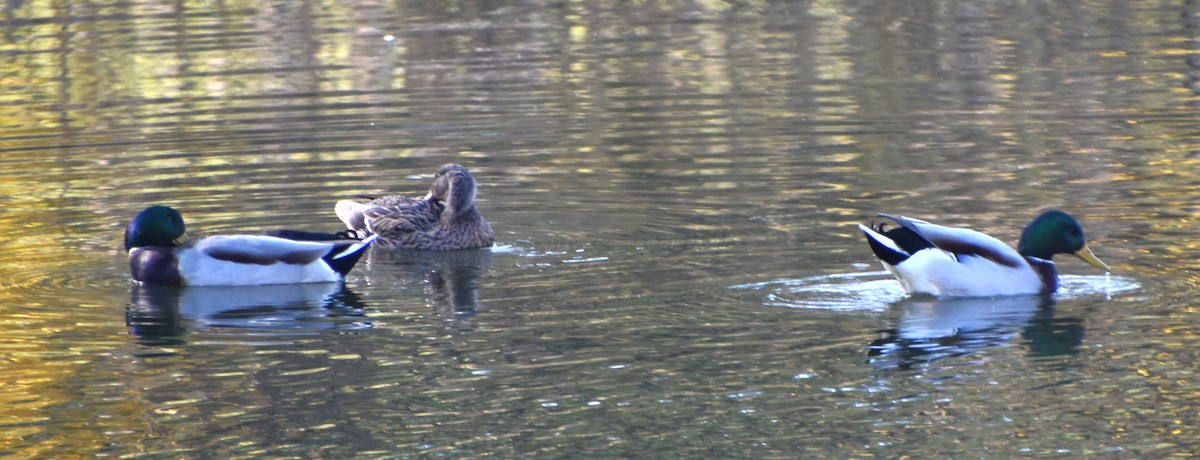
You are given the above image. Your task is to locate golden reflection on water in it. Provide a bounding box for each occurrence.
[0,0,1198,457]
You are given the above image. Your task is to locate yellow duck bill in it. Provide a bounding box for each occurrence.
[1073,244,1111,273]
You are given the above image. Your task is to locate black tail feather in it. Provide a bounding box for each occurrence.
[862,215,939,267]
[875,214,936,254]
[863,229,910,266]
[323,241,371,277]
[878,225,934,256]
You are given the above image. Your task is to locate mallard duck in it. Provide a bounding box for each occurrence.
[858,210,1111,297]
[124,205,377,286]
[335,163,494,250]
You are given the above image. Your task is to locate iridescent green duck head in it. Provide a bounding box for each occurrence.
[1017,210,1110,271]
[124,205,189,251]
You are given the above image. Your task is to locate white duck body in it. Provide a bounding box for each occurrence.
[858,215,1052,297]
[129,234,376,286]
[861,224,1044,297]
[177,235,349,286]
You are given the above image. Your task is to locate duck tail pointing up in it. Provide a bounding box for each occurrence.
[326,234,378,277]
[858,224,911,267]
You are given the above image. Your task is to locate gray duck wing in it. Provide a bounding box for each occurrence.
[337,194,433,232]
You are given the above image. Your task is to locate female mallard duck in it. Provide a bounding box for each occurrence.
[125,205,377,286]
[858,210,1111,297]
[334,163,494,250]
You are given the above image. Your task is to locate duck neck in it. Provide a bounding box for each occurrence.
[1024,255,1059,295]
[1017,236,1050,259]
[442,202,476,223]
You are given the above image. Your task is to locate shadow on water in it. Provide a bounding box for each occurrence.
[126,247,494,345]
[866,295,1084,372]
[360,247,492,331]
[126,283,371,345]
[734,270,1139,373]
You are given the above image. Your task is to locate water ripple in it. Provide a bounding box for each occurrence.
[732,271,1141,311]
[730,271,906,312]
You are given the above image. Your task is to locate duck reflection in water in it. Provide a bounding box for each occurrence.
[867,295,1084,371]
[361,248,491,331]
[126,283,370,344]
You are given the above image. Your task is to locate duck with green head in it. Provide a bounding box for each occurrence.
[125,205,376,286]
[858,210,1111,297]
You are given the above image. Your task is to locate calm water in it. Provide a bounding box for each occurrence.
[1,0,1198,457]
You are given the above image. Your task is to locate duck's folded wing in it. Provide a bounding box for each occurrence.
[885,214,1025,268]
[369,195,428,208]
[335,200,372,230]
[363,202,441,235]
[264,229,359,241]
[197,235,333,265]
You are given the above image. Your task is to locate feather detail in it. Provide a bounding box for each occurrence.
[880,214,1024,268]
[336,164,493,250]
[197,235,333,266]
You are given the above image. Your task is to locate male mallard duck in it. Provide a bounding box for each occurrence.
[858,210,1111,297]
[335,163,494,250]
[125,205,377,286]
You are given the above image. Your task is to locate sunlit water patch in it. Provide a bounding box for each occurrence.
[0,237,130,298]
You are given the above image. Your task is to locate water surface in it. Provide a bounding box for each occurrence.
[1,0,1198,457]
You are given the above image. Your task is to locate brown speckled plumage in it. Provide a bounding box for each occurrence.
[335,164,494,250]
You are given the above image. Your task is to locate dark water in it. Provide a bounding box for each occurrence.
[2,0,1198,457]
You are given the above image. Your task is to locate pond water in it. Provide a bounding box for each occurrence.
[1,0,1198,457]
